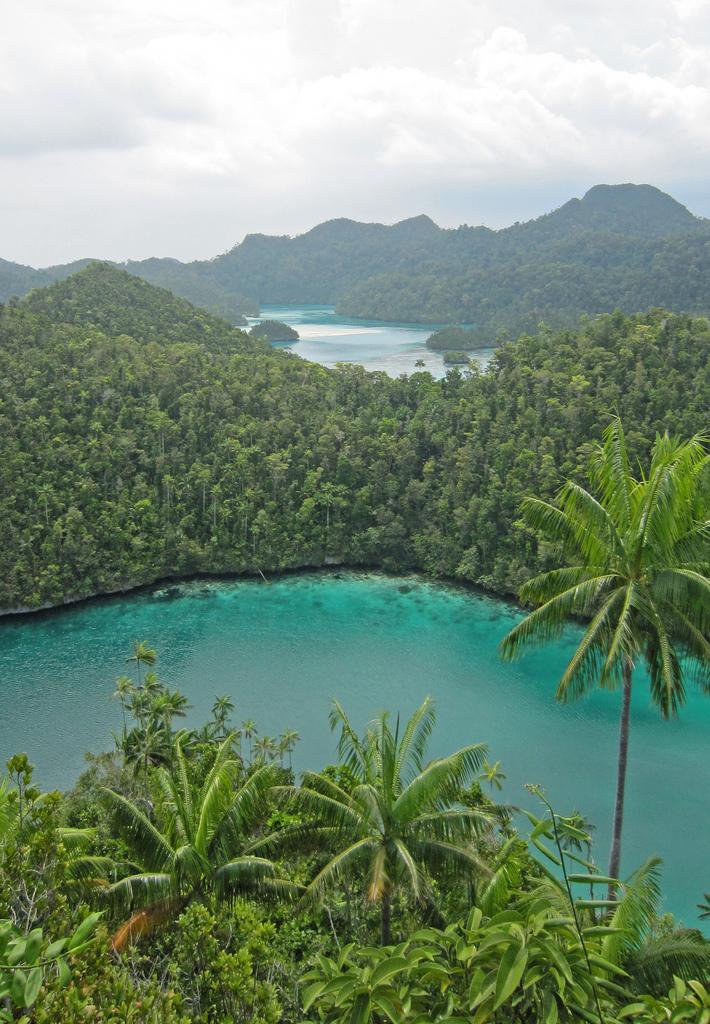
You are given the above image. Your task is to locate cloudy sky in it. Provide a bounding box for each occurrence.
[3,0,710,265]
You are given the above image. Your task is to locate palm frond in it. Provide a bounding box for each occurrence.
[301,838,376,906]
[392,839,422,901]
[393,744,487,824]
[557,480,622,565]
[102,788,174,871]
[625,932,710,996]
[329,700,369,778]
[603,856,663,966]
[218,762,277,856]
[112,896,184,952]
[366,843,389,902]
[407,837,491,880]
[501,575,621,661]
[107,871,175,909]
[392,697,437,786]
[194,758,239,856]
[590,417,633,533]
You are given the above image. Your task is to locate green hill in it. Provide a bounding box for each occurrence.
[21,262,263,355]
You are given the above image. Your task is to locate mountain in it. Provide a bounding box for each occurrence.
[513,183,700,240]
[21,262,263,355]
[2,184,709,339]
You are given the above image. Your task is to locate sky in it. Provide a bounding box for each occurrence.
[3,0,710,266]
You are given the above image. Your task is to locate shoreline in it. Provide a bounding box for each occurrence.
[0,562,523,625]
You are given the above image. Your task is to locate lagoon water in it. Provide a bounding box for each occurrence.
[247,305,496,377]
[0,572,707,926]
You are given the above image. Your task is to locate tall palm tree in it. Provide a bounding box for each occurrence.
[253,735,278,763]
[211,695,235,739]
[241,719,257,764]
[112,675,134,737]
[271,698,491,944]
[126,641,157,685]
[501,419,709,887]
[280,729,300,771]
[104,734,295,951]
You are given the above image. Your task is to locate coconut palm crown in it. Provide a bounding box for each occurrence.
[270,697,492,943]
[104,733,295,950]
[501,418,709,882]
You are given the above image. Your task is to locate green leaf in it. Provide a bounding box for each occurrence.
[567,873,618,885]
[372,993,400,1022]
[57,958,71,988]
[349,991,371,1024]
[541,990,559,1024]
[371,956,410,988]
[301,980,326,1011]
[10,969,27,1007]
[493,943,528,1010]
[44,939,68,959]
[67,911,101,951]
[23,967,42,1008]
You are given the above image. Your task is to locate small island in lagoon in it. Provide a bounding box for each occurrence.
[427,325,492,352]
[443,350,471,365]
[249,319,300,343]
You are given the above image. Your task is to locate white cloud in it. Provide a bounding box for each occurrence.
[2,0,710,263]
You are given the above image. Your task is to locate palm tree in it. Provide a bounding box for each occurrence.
[126,641,157,685]
[241,719,257,763]
[104,734,295,950]
[151,689,189,734]
[272,698,491,944]
[501,419,709,887]
[253,735,278,763]
[112,675,134,736]
[280,729,300,771]
[211,695,235,739]
[479,759,506,793]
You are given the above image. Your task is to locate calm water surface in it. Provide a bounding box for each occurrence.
[247,305,496,377]
[0,572,707,926]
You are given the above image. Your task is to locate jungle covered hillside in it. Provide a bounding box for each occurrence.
[0,263,707,611]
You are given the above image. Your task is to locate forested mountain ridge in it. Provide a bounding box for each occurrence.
[2,183,709,338]
[0,266,707,612]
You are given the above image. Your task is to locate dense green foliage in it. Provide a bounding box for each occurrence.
[1,263,708,611]
[1,671,709,1021]
[426,326,491,351]
[4,184,710,337]
[250,320,300,343]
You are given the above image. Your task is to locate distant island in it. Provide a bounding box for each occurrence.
[427,326,491,352]
[249,319,299,343]
[3,184,710,343]
[442,350,471,365]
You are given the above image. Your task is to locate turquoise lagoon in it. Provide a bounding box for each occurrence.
[0,572,707,925]
[247,305,496,377]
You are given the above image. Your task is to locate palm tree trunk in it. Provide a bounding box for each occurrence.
[607,660,633,897]
[381,893,392,945]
